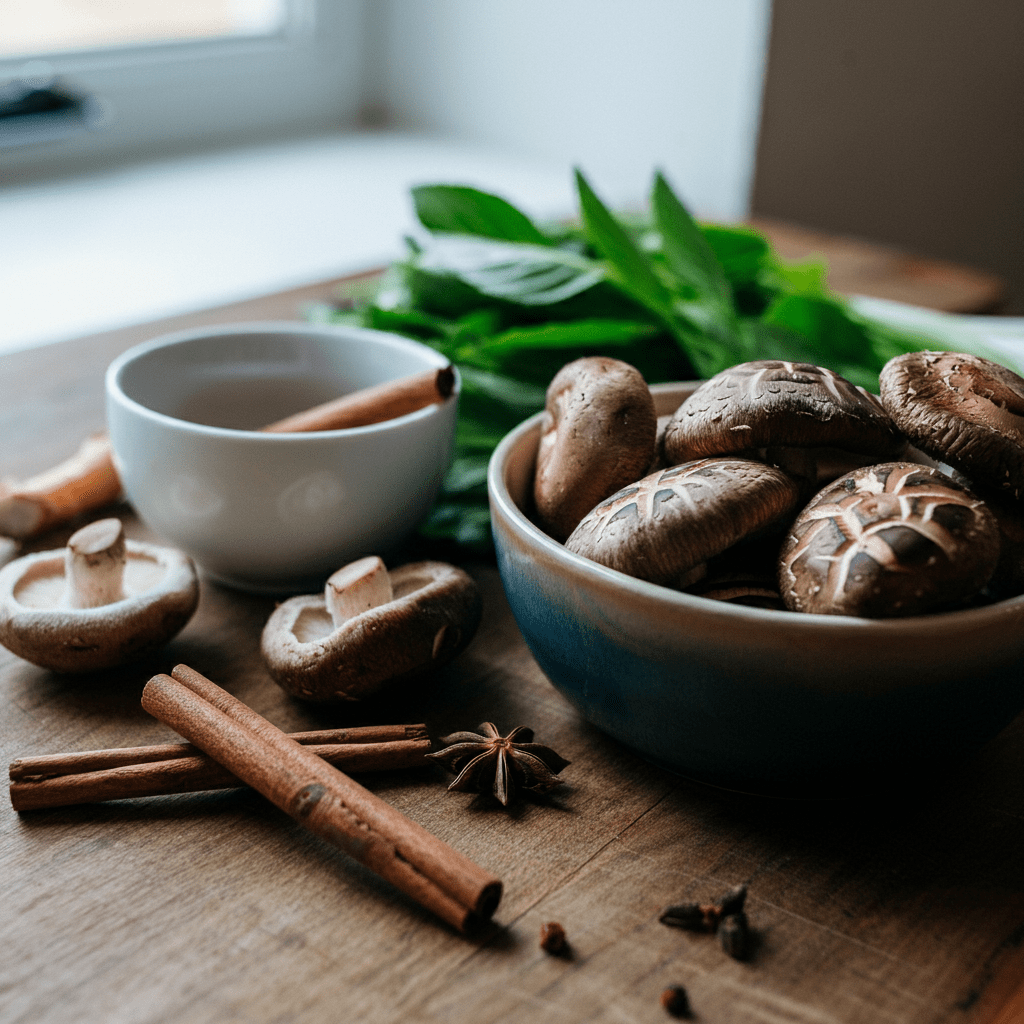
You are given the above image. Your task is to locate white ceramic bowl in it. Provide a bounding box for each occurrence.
[106,322,458,593]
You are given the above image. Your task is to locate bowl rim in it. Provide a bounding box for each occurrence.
[487,381,1024,636]
[105,320,458,441]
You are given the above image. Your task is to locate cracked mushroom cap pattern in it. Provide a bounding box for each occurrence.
[565,457,802,587]
[879,351,1024,501]
[664,360,904,463]
[778,462,1001,618]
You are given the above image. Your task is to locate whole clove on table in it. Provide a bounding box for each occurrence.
[660,984,691,1018]
[539,921,569,956]
[719,911,750,961]
[659,883,751,961]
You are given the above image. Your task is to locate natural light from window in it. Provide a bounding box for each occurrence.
[0,0,288,59]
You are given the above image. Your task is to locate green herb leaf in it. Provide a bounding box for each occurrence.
[457,365,548,414]
[574,169,676,321]
[413,184,551,245]
[700,224,771,287]
[413,235,606,307]
[761,294,878,367]
[652,171,732,307]
[480,319,659,353]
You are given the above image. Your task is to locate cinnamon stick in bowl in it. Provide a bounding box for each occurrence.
[140,665,502,933]
[262,365,455,432]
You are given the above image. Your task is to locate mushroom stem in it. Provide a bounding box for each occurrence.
[63,518,127,609]
[325,556,394,629]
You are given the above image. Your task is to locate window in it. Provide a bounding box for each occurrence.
[0,0,367,178]
[1,1,290,58]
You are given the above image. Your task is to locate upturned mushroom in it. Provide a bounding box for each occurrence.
[878,351,1024,501]
[0,517,199,672]
[533,356,657,541]
[778,462,1000,617]
[261,555,482,702]
[663,360,905,488]
[565,458,803,588]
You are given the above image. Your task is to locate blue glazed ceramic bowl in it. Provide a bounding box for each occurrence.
[488,383,1024,796]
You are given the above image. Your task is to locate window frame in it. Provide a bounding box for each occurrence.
[0,0,368,181]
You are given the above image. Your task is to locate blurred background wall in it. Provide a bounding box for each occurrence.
[751,0,1024,313]
[365,0,772,220]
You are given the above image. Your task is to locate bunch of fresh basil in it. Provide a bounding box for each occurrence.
[313,170,954,554]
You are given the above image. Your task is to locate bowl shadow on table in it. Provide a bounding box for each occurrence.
[626,703,1024,905]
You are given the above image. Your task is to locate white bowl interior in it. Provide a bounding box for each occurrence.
[112,322,446,431]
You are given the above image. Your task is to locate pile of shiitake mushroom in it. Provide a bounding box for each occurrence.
[532,352,1024,617]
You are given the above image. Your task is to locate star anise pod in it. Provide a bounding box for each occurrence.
[427,722,570,806]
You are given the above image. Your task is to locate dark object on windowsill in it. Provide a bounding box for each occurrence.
[0,77,103,147]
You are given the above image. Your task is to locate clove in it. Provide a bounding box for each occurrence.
[660,984,691,1018]
[539,921,569,956]
[719,911,750,961]
[659,883,753,961]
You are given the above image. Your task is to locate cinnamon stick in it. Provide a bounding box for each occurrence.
[10,723,428,780]
[261,365,455,433]
[9,725,431,812]
[0,434,122,539]
[10,738,430,812]
[0,366,454,539]
[140,665,501,932]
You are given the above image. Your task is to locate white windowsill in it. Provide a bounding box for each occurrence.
[0,130,576,355]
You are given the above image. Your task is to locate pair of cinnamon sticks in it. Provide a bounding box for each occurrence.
[0,365,454,539]
[9,723,431,811]
[10,664,502,932]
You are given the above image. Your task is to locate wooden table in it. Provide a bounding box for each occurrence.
[3,272,1024,1024]
[750,219,1007,315]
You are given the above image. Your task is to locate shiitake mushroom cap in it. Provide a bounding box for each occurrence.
[0,520,199,672]
[664,359,905,466]
[879,350,1024,502]
[778,462,1001,617]
[565,458,802,588]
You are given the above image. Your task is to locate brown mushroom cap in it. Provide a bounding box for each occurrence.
[663,360,904,466]
[261,558,482,702]
[778,462,1000,617]
[533,356,657,541]
[565,458,803,587]
[878,351,1024,501]
[0,518,199,672]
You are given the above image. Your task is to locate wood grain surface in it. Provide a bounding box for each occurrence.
[2,267,1023,1024]
[750,218,1006,315]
